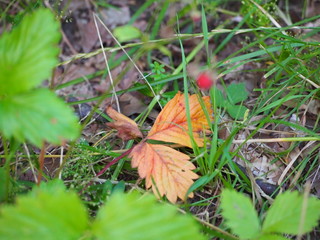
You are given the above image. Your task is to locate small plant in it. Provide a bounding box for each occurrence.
[0,180,205,240]
[0,8,80,201]
[213,83,249,120]
[241,0,277,27]
[136,61,168,97]
[220,189,320,240]
[0,8,80,147]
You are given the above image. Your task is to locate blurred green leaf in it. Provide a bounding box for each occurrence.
[262,191,320,235]
[257,234,288,240]
[212,87,225,107]
[0,180,88,240]
[0,9,60,96]
[0,89,80,147]
[226,102,248,120]
[93,192,205,240]
[221,189,260,239]
[226,83,248,104]
[113,25,141,42]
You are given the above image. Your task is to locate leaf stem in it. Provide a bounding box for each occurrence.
[196,217,240,240]
[79,146,134,194]
[37,143,46,186]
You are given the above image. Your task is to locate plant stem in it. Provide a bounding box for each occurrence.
[80,147,134,194]
[196,217,239,240]
[37,143,46,186]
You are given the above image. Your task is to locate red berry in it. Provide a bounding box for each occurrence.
[190,10,201,23]
[196,72,213,90]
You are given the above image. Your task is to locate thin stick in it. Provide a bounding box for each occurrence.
[58,146,64,179]
[93,13,163,109]
[93,14,120,112]
[278,141,316,186]
[232,137,319,144]
[298,73,320,89]
[248,0,287,35]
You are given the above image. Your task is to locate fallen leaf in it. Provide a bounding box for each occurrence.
[130,142,198,203]
[106,106,143,141]
[127,92,212,202]
[147,91,212,148]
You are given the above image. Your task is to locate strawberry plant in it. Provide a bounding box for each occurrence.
[0,180,205,240]
[220,189,320,240]
[136,61,168,97]
[0,8,80,147]
[0,9,80,201]
[213,83,249,120]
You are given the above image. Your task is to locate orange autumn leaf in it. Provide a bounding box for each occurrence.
[130,142,198,203]
[106,106,143,141]
[127,92,212,203]
[147,91,212,148]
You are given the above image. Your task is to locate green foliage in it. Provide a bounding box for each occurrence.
[220,189,320,240]
[93,192,205,240]
[0,180,205,240]
[221,189,260,239]
[262,191,320,235]
[0,168,10,202]
[113,25,142,42]
[150,61,168,95]
[214,83,249,120]
[0,9,60,96]
[0,8,80,147]
[0,89,80,146]
[136,61,168,97]
[241,0,277,27]
[0,180,88,240]
[1,0,42,27]
[257,234,288,240]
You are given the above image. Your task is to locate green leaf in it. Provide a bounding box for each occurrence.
[226,83,248,104]
[113,25,141,42]
[0,9,60,96]
[93,192,205,240]
[0,89,80,147]
[0,180,88,240]
[257,234,288,240]
[220,189,261,239]
[226,103,248,120]
[212,87,225,107]
[262,191,320,235]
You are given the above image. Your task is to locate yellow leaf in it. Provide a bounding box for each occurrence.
[147,91,212,148]
[106,106,143,141]
[130,142,198,203]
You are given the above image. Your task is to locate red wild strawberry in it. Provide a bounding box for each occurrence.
[190,10,201,23]
[196,72,213,90]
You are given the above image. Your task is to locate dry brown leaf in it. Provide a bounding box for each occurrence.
[147,91,212,148]
[130,142,198,203]
[106,106,143,141]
